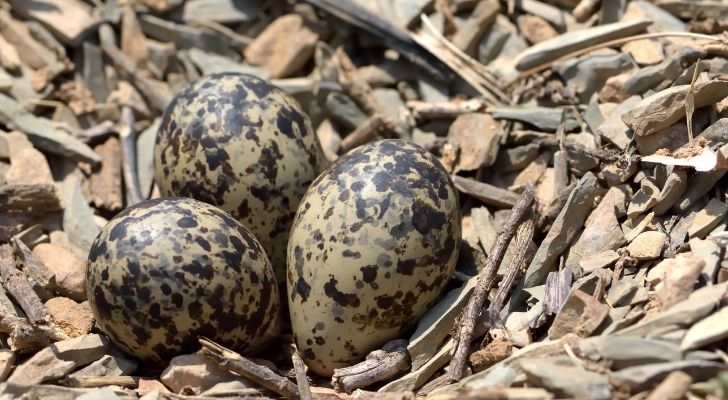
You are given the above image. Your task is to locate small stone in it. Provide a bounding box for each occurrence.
[597,96,641,149]
[681,306,728,350]
[45,297,94,338]
[614,360,723,392]
[8,334,109,385]
[520,359,612,400]
[495,143,540,173]
[33,243,86,301]
[688,198,728,239]
[623,80,728,137]
[579,250,620,273]
[645,371,692,400]
[557,51,634,103]
[627,177,660,218]
[548,289,609,339]
[0,351,14,381]
[517,15,558,44]
[70,353,138,379]
[138,379,171,395]
[4,132,53,186]
[469,335,512,373]
[160,353,254,394]
[607,278,640,307]
[653,168,688,215]
[504,311,533,347]
[626,231,667,260]
[622,38,664,65]
[243,14,321,78]
[448,113,501,171]
[655,253,704,311]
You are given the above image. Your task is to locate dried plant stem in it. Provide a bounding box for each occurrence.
[119,106,143,206]
[292,350,312,400]
[488,217,535,325]
[448,183,535,382]
[0,245,49,328]
[331,339,410,394]
[339,114,385,154]
[198,338,299,399]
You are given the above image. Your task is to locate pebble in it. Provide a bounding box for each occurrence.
[243,14,321,78]
[688,198,728,239]
[160,353,254,394]
[32,243,86,301]
[626,231,667,260]
[520,358,612,400]
[548,289,609,339]
[45,297,94,338]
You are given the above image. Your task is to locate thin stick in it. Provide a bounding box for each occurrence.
[292,350,312,400]
[511,32,718,85]
[331,339,409,394]
[448,183,535,382]
[198,338,299,399]
[488,216,535,325]
[685,59,702,144]
[65,375,140,388]
[339,114,385,154]
[119,106,143,206]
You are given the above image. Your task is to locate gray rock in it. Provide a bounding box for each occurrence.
[62,174,101,260]
[513,18,652,70]
[524,173,599,288]
[580,337,683,369]
[597,95,641,150]
[614,360,724,392]
[548,289,609,339]
[623,56,681,95]
[478,15,515,65]
[139,14,238,58]
[607,278,640,307]
[628,1,686,32]
[698,118,728,146]
[615,282,727,337]
[689,238,722,284]
[557,51,634,103]
[681,306,728,350]
[76,387,122,400]
[69,354,138,379]
[520,359,612,400]
[373,88,406,121]
[452,175,521,208]
[0,94,101,165]
[172,0,257,23]
[82,42,109,102]
[490,106,579,132]
[653,168,688,215]
[324,92,368,131]
[8,334,110,385]
[187,48,267,78]
[628,177,660,217]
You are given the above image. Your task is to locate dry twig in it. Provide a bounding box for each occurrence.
[198,338,299,399]
[292,349,312,400]
[331,339,410,393]
[448,183,535,382]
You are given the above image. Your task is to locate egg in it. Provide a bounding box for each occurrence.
[86,197,280,365]
[287,140,461,376]
[154,73,327,284]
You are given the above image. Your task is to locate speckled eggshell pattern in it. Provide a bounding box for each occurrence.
[154,73,326,284]
[287,140,461,376]
[86,197,280,365]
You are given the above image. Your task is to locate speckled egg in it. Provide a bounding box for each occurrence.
[86,197,280,365]
[287,140,461,376]
[154,73,326,284]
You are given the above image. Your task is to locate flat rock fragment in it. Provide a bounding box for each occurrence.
[7,334,109,385]
[447,113,501,171]
[626,231,667,260]
[524,173,599,288]
[9,0,100,45]
[653,168,688,215]
[688,198,728,239]
[489,106,579,132]
[548,289,609,339]
[244,14,321,79]
[614,360,724,392]
[597,96,641,150]
[556,51,634,102]
[452,175,520,208]
[623,80,728,137]
[580,336,683,369]
[645,371,692,400]
[513,18,652,70]
[519,359,611,400]
[681,306,728,350]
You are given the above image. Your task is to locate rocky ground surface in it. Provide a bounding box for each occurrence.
[0,0,726,399]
